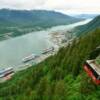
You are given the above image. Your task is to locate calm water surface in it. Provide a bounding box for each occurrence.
[0,19,92,69]
[0,31,52,68]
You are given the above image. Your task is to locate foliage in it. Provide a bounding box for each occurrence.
[75,15,100,36]
[0,9,81,41]
[0,28,100,100]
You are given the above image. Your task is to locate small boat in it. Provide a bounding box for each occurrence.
[0,67,14,78]
[42,47,54,54]
[22,54,39,63]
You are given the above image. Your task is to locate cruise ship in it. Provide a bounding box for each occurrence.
[0,67,14,78]
[22,54,39,63]
[42,47,54,54]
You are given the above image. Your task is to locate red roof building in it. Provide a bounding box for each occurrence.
[84,60,100,85]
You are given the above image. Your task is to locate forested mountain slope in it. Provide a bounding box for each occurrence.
[0,9,81,27]
[0,28,100,99]
[0,9,82,40]
[75,15,100,36]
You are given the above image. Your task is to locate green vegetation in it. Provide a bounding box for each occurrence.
[0,9,82,41]
[0,28,100,99]
[95,55,100,65]
[75,15,100,36]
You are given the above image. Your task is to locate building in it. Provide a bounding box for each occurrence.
[84,57,100,85]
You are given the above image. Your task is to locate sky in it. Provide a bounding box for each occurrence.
[0,0,100,14]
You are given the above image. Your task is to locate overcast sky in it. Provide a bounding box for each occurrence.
[0,0,100,14]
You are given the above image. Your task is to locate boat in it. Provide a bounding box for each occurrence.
[22,54,39,63]
[42,47,54,54]
[0,67,14,78]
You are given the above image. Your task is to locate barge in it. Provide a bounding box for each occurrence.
[42,47,54,54]
[0,67,14,78]
[22,54,39,63]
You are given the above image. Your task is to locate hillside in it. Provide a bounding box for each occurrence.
[0,28,100,99]
[75,15,100,36]
[0,9,82,40]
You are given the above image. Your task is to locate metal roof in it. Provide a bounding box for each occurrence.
[86,60,100,75]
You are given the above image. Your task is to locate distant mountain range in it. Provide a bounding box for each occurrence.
[75,15,100,36]
[73,14,99,19]
[0,9,82,27]
[0,9,82,40]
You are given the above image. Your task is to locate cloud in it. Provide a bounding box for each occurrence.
[0,0,100,13]
[0,0,45,9]
[42,0,100,13]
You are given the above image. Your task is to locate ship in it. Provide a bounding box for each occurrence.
[22,54,39,63]
[42,47,54,54]
[0,67,14,78]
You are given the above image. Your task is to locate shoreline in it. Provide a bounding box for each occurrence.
[14,29,73,72]
[0,19,92,82]
[0,32,73,83]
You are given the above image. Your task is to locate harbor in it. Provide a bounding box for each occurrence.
[0,19,91,82]
[0,46,55,82]
[0,67,14,82]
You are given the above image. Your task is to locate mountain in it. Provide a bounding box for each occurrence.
[0,9,82,40]
[72,14,99,19]
[0,9,82,27]
[0,28,100,99]
[75,15,100,36]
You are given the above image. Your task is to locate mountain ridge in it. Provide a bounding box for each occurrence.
[0,9,82,40]
[75,15,100,36]
[0,9,81,27]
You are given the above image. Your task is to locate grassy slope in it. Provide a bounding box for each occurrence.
[0,29,100,100]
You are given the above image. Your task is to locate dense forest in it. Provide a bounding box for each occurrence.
[75,15,100,36]
[0,28,100,100]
